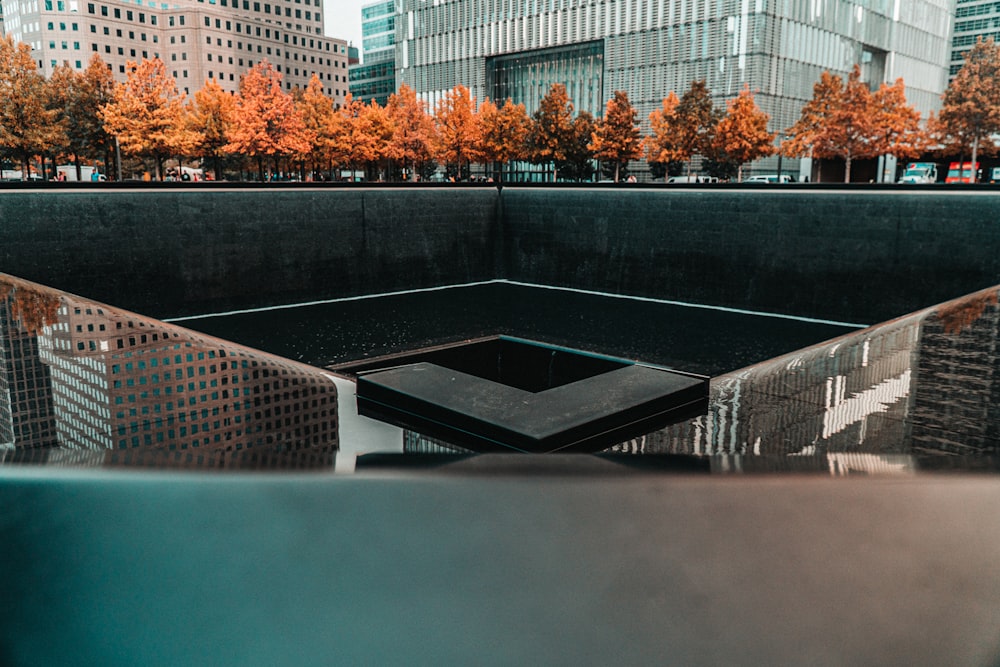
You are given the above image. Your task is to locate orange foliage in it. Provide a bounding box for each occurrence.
[644,91,684,165]
[936,37,1000,178]
[477,97,531,179]
[0,277,61,335]
[589,90,642,182]
[386,83,436,176]
[0,36,66,175]
[434,85,481,177]
[225,60,311,163]
[710,85,775,182]
[938,290,999,335]
[100,58,198,178]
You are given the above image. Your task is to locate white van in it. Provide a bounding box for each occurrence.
[745,174,793,183]
[667,175,710,183]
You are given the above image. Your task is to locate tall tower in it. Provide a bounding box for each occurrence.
[349,0,395,105]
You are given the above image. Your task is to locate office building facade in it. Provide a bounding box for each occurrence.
[350,0,395,105]
[951,0,999,77]
[396,0,955,176]
[0,0,351,98]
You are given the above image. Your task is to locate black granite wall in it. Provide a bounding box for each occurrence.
[2,186,998,324]
[500,188,1000,324]
[0,187,499,318]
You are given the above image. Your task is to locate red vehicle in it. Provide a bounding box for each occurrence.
[946,161,980,183]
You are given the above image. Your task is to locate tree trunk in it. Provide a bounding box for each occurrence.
[737,165,743,183]
[614,161,620,183]
[257,156,264,182]
[844,153,852,183]
[971,135,980,184]
[74,154,82,182]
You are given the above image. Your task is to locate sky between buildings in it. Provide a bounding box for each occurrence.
[325,0,364,51]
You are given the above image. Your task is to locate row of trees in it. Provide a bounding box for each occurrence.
[2,32,999,183]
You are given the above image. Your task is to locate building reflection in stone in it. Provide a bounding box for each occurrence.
[0,274,338,462]
[610,286,1000,474]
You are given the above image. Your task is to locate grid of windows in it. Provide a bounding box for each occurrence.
[0,285,338,454]
[951,0,1000,79]
[350,0,395,105]
[397,0,953,162]
[3,0,348,98]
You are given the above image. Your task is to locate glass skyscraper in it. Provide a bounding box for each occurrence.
[350,0,397,105]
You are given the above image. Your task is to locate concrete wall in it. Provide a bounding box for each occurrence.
[0,187,499,318]
[1,185,999,324]
[500,188,1000,324]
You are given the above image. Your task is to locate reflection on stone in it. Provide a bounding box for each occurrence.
[0,273,338,457]
[624,286,1000,470]
[911,288,1000,455]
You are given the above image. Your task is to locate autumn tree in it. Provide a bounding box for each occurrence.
[936,37,1000,181]
[673,80,721,176]
[225,60,311,181]
[644,92,685,179]
[529,83,577,182]
[48,55,114,180]
[386,83,436,181]
[434,84,481,180]
[559,110,598,182]
[100,58,198,180]
[0,36,67,178]
[189,78,236,180]
[827,65,881,182]
[783,70,841,181]
[708,85,775,182]
[785,65,888,182]
[361,101,394,181]
[477,97,531,182]
[589,90,642,182]
[870,78,925,161]
[294,74,336,178]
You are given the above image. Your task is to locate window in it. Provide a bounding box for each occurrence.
[86,2,94,12]
[100,5,107,15]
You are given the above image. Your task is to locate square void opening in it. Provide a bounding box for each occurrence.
[348,336,709,454]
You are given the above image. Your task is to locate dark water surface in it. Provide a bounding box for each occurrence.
[173,283,860,376]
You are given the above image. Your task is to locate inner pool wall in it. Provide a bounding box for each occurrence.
[0,187,499,318]
[500,187,1000,325]
[1,184,998,324]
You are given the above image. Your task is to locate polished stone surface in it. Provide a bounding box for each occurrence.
[356,353,708,453]
[5,273,1000,665]
[4,185,1000,324]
